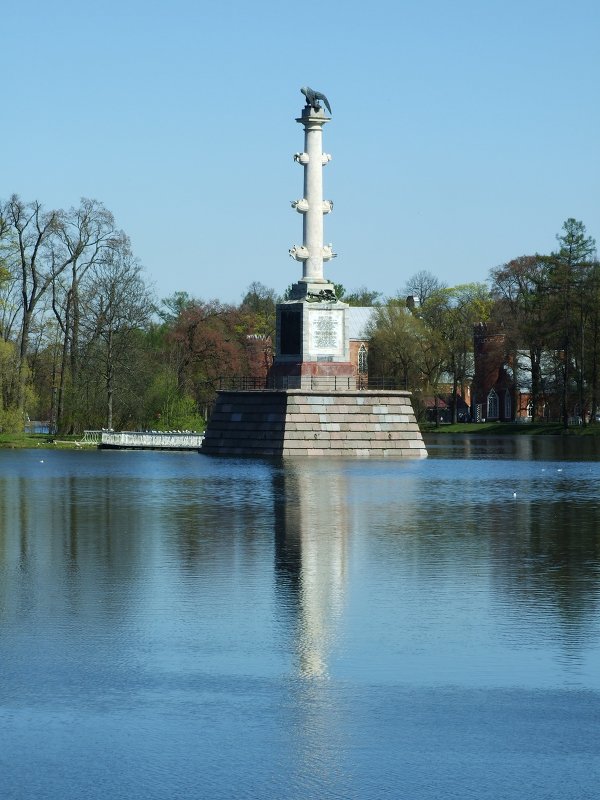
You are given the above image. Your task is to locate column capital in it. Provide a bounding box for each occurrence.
[296,106,331,128]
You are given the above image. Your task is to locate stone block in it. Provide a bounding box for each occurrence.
[373,405,388,415]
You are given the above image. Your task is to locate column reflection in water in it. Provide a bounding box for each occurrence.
[271,460,355,794]
[273,461,349,679]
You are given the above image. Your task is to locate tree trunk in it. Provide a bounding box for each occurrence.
[452,375,458,424]
[17,307,33,411]
[56,289,72,433]
[106,328,114,430]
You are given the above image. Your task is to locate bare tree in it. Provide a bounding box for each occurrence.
[80,243,153,429]
[0,264,21,344]
[402,270,446,307]
[50,199,122,431]
[4,196,76,409]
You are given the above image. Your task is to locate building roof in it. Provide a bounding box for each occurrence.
[345,306,377,340]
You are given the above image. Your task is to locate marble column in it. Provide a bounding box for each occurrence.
[290,105,334,285]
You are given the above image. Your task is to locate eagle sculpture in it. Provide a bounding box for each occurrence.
[301,86,332,115]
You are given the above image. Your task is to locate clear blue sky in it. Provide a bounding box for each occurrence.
[4,0,599,304]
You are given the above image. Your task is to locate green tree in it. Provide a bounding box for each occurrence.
[338,286,381,306]
[548,219,596,427]
[583,261,600,423]
[240,281,278,337]
[0,338,23,431]
[158,291,195,323]
[418,284,492,422]
[366,301,425,390]
[490,255,552,422]
[143,372,205,431]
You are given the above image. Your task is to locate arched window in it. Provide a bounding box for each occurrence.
[487,389,499,419]
[358,344,368,374]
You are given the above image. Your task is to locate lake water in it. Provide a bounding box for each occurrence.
[1,436,599,799]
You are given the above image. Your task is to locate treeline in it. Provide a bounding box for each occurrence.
[0,196,280,434]
[369,218,600,426]
[490,218,599,425]
[1,196,598,431]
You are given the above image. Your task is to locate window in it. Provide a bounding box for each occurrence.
[504,391,512,420]
[487,389,499,419]
[358,344,368,374]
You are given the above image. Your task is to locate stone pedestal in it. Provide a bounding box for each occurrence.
[271,280,354,387]
[201,390,427,457]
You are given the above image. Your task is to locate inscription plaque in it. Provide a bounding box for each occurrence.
[310,310,342,354]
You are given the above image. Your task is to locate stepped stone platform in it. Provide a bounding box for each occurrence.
[201,390,427,457]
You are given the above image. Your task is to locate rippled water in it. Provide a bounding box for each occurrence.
[1,438,599,799]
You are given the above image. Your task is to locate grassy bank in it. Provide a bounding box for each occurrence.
[421,422,600,436]
[0,433,86,449]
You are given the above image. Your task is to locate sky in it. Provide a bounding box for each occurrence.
[3,0,600,306]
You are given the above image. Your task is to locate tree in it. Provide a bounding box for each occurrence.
[0,338,23,431]
[3,196,77,411]
[548,219,596,427]
[0,222,21,344]
[240,281,278,337]
[490,255,552,422]
[158,291,195,323]
[338,286,382,306]
[50,199,123,432]
[366,301,425,390]
[412,284,492,422]
[80,243,153,430]
[583,261,600,423]
[403,270,446,307]
[166,300,250,416]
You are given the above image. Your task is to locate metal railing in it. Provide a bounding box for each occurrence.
[215,376,407,391]
[81,430,102,444]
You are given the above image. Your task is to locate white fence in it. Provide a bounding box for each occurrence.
[100,431,204,450]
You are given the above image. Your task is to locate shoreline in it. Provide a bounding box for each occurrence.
[421,422,600,436]
[0,434,93,450]
[2,422,600,450]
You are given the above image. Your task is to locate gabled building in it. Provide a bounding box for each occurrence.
[471,322,582,423]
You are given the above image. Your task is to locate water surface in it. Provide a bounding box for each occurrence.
[1,439,599,799]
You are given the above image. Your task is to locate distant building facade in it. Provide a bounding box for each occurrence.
[470,322,585,423]
[345,307,377,381]
[471,323,515,422]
